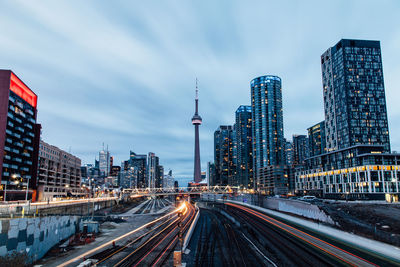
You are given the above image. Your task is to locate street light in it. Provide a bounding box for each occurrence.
[25,176,31,202]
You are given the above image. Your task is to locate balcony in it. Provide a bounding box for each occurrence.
[25,109,34,116]
[13,132,21,138]
[16,102,23,109]
[24,123,33,129]
[28,132,34,137]
[16,126,24,133]
[7,121,14,127]
[23,137,31,143]
[14,158,22,163]
[12,149,20,153]
[4,146,11,152]
[26,146,33,151]
[2,172,10,177]
[20,167,29,172]
[15,142,23,148]
[29,118,36,124]
[9,96,15,103]
[5,129,12,135]
[3,163,9,168]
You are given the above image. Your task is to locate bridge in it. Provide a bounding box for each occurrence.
[122,185,240,196]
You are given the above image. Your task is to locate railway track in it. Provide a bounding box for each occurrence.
[112,201,195,267]
[191,207,267,267]
[226,203,382,267]
[227,206,337,266]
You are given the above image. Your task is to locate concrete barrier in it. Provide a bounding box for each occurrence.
[182,205,200,253]
[0,215,82,263]
[263,198,335,224]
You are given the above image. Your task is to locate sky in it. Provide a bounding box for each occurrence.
[1,1,400,185]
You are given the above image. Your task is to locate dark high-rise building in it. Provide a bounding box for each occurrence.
[147,152,159,189]
[207,161,215,185]
[296,39,399,200]
[0,70,41,201]
[308,121,326,157]
[192,80,202,183]
[235,105,253,189]
[292,135,309,166]
[156,165,164,188]
[284,139,293,166]
[214,125,235,186]
[251,75,285,189]
[128,151,147,188]
[321,39,390,152]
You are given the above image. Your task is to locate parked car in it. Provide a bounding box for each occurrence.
[299,195,317,201]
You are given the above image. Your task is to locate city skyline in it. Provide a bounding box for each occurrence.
[1,1,400,184]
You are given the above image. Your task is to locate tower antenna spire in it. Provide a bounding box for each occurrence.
[195,78,198,100]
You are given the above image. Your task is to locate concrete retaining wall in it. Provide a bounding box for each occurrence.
[0,215,81,263]
[263,198,334,224]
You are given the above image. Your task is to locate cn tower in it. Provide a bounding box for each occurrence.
[192,79,202,183]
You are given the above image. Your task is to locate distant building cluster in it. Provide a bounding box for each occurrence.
[81,149,173,197]
[209,39,400,201]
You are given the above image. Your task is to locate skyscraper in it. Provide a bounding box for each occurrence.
[308,121,326,157]
[284,138,293,165]
[147,152,159,189]
[251,75,285,188]
[321,39,390,152]
[0,70,41,201]
[128,151,147,188]
[235,105,253,189]
[156,165,164,188]
[292,135,309,166]
[99,148,110,176]
[214,125,235,186]
[191,80,202,183]
[295,39,399,200]
[207,161,215,186]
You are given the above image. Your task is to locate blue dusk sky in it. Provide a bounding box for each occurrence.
[1,1,400,185]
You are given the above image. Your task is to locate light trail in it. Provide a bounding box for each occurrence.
[152,235,178,266]
[57,204,185,267]
[114,205,189,266]
[226,203,379,267]
[94,215,177,265]
[150,202,196,266]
